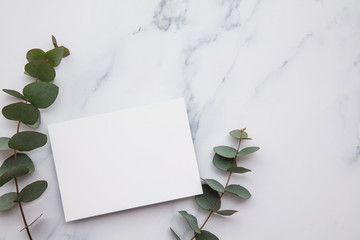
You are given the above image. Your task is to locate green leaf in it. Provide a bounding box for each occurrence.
[2,89,26,101]
[179,211,201,233]
[226,184,251,199]
[195,230,219,240]
[213,153,236,171]
[45,47,64,67]
[0,153,35,176]
[24,60,55,82]
[23,82,59,109]
[229,130,248,139]
[0,137,10,151]
[213,146,237,158]
[52,35,58,48]
[2,102,39,124]
[227,166,251,174]
[16,180,47,203]
[195,184,220,211]
[237,146,260,156]
[0,166,29,187]
[25,109,40,129]
[215,210,238,216]
[202,179,224,193]
[170,228,181,240]
[0,192,17,211]
[26,49,47,62]
[8,131,47,151]
[62,47,70,57]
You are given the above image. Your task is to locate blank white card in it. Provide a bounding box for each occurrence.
[48,98,202,222]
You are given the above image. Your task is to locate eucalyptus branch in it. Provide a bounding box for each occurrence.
[13,91,32,239]
[171,128,259,240]
[0,36,70,239]
[190,135,242,240]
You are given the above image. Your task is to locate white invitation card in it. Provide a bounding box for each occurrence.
[48,98,202,222]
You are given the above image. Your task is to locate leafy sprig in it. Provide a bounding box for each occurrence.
[170,128,259,240]
[0,36,69,239]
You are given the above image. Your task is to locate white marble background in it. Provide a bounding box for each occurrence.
[0,0,360,239]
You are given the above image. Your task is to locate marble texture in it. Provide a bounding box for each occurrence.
[0,0,360,239]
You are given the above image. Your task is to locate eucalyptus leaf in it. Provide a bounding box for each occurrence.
[0,166,29,187]
[213,146,237,158]
[229,130,248,139]
[16,180,47,203]
[8,131,47,151]
[195,184,220,211]
[237,147,260,156]
[226,184,251,199]
[62,47,70,57]
[0,137,10,151]
[23,82,59,109]
[2,102,38,124]
[51,35,58,48]
[0,153,35,176]
[25,109,40,129]
[213,153,236,171]
[202,179,224,193]
[2,89,26,101]
[24,60,55,82]
[179,211,200,233]
[215,210,238,216]
[26,49,47,62]
[227,166,251,174]
[170,228,181,240]
[195,230,219,240]
[0,192,17,211]
[45,47,64,67]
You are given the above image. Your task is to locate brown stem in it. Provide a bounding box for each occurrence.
[190,131,244,240]
[14,117,33,240]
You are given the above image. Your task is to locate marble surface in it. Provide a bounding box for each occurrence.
[0,0,360,239]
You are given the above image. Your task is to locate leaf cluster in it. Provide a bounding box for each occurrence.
[0,36,69,233]
[170,129,259,240]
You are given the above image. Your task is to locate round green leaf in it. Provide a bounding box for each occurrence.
[213,146,237,158]
[25,108,40,129]
[213,153,236,171]
[63,46,70,57]
[0,192,17,211]
[195,230,219,240]
[26,49,46,62]
[8,131,47,151]
[23,82,59,109]
[24,60,55,82]
[0,166,29,187]
[16,180,47,203]
[2,89,26,100]
[215,210,238,216]
[0,137,10,151]
[45,47,64,67]
[170,228,181,240]
[202,179,224,193]
[227,166,251,174]
[2,102,39,124]
[179,211,200,233]
[195,184,220,211]
[0,153,35,176]
[237,146,260,156]
[229,130,248,139]
[226,184,251,199]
